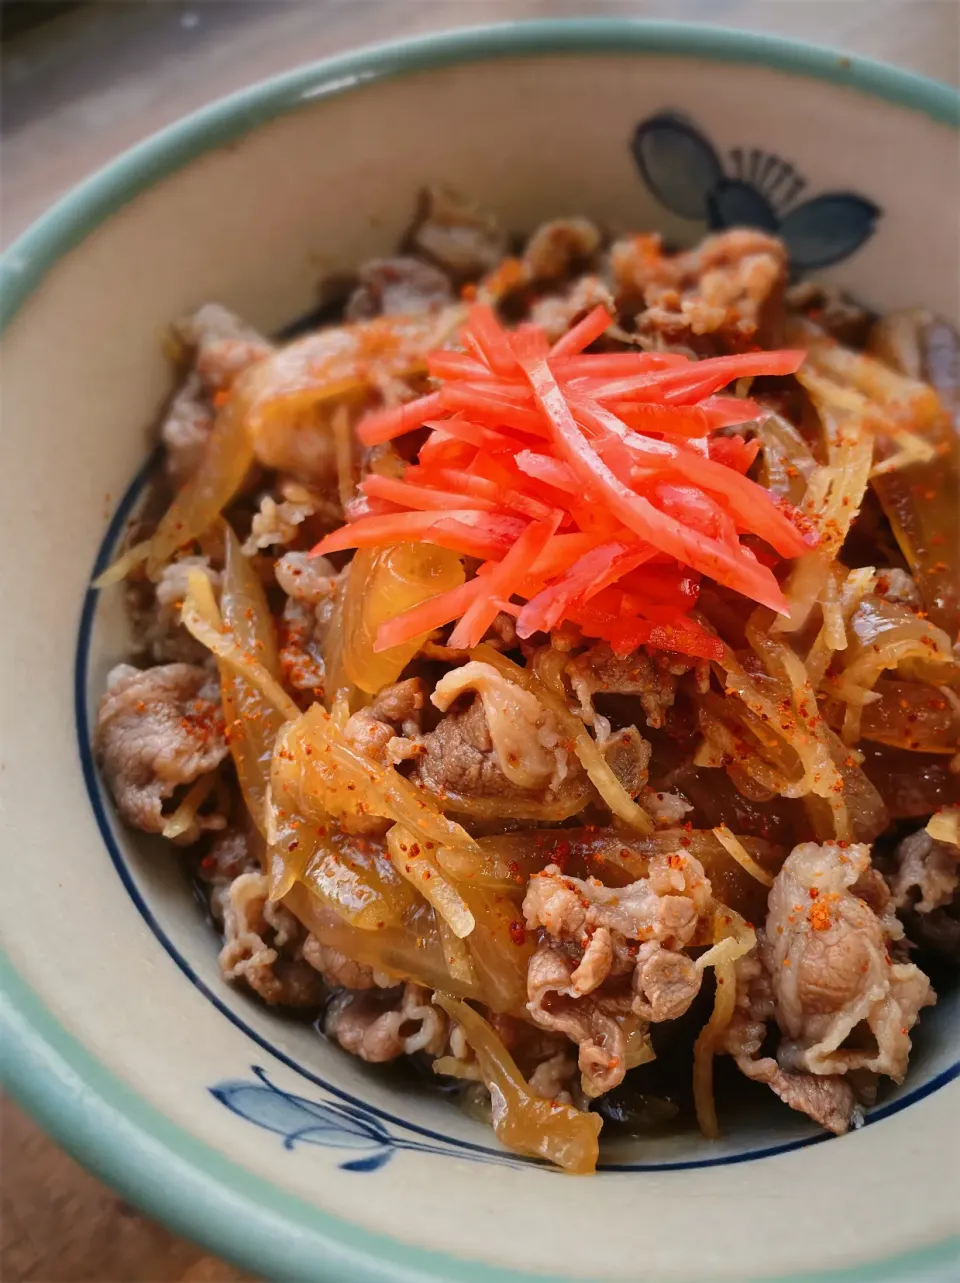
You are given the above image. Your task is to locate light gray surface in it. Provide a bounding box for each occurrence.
[2,0,959,243]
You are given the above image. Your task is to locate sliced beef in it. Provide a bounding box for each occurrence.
[526,946,637,1097]
[785,280,874,348]
[522,217,602,282]
[410,186,508,279]
[411,661,574,805]
[522,853,714,1095]
[345,257,454,321]
[162,303,272,486]
[737,1050,859,1135]
[301,937,394,990]
[275,550,339,605]
[342,678,427,765]
[611,229,787,354]
[198,825,260,922]
[722,952,859,1135]
[243,480,341,554]
[324,982,447,1063]
[125,555,222,665]
[414,697,516,800]
[763,842,935,1081]
[886,825,960,962]
[95,663,228,832]
[219,871,325,1007]
[567,642,704,731]
[888,828,959,914]
[274,553,342,701]
[599,725,651,798]
[529,275,616,344]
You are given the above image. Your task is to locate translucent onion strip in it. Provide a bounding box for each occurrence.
[712,826,774,888]
[181,569,300,722]
[220,522,287,833]
[148,396,253,577]
[93,538,152,588]
[693,909,754,1140]
[332,402,356,509]
[776,400,873,633]
[435,912,480,985]
[693,953,738,1140]
[433,994,602,1174]
[161,771,218,840]
[273,703,481,860]
[386,824,476,938]
[791,315,944,431]
[927,807,959,846]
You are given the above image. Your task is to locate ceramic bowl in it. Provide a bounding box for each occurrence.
[1,20,958,1283]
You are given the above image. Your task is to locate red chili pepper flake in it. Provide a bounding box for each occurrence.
[508,920,527,947]
[809,901,832,931]
[552,839,571,870]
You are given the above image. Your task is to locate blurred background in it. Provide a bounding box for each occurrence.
[4,0,960,245]
[1,2,958,1279]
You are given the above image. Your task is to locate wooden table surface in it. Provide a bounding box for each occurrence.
[1,2,957,1279]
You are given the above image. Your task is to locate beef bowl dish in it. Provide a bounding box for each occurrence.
[93,194,960,1175]
[3,25,959,1283]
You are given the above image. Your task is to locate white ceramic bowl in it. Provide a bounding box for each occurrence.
[1,21,958,1283]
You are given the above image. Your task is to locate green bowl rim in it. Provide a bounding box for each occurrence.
[1,18,958,1283]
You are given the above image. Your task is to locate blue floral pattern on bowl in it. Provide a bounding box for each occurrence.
[631,112,881,273]
[211,1066,535,1173]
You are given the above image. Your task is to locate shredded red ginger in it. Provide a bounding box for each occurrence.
[311,304,816,660]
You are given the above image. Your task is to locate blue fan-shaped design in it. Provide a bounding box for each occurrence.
[778,193,881,270]
[631,113,724,222]
[630,111,881,274]
[707,179,779,233]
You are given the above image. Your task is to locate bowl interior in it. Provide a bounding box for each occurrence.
[2,28,958,1283]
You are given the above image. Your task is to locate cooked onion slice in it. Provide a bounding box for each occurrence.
[712,826,774,888]
[433,994,602,1173]
[693,909,755,1139]
[386,824,476,939]
[181,569,300,721]
[220,522,287,833]
[161,772,217,840]
[93,538,152,588]
[927,807,959,845]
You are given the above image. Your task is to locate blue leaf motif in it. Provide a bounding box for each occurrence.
[707,179,779,233]
[776,194,881,271]
[631,113,724,221]
[315,1099,392,1142]
[340,1150,394,1173]
[210,1069,541,1173]
[211,1081,388,1151]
